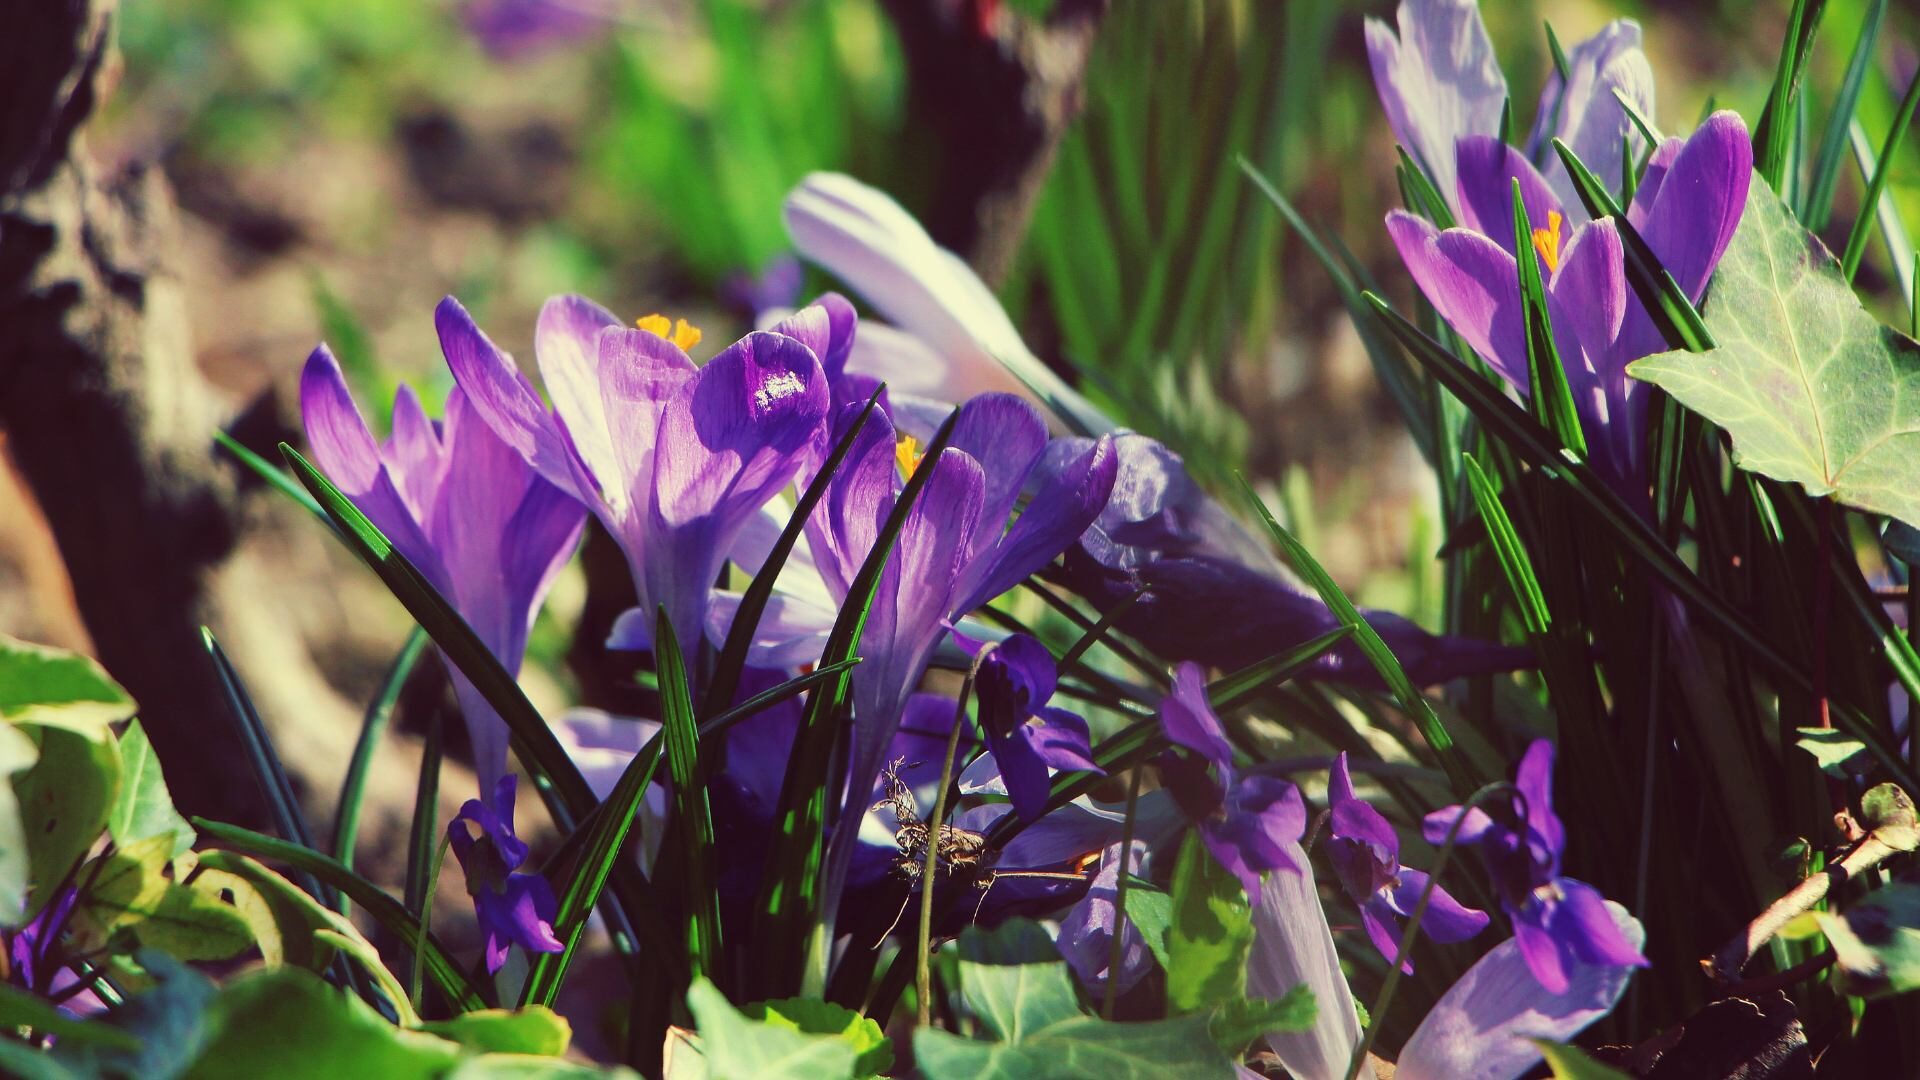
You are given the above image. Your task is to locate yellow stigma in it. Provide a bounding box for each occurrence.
[1530,210,1564,274]
[636,313,703,351]
[895,434,924,478]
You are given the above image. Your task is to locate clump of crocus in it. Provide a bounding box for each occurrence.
[971,634,1101,824]
[1325,752,1488,971]
[1157,663,1305,899]
[1425,739,1647,993]
[448,776,564,974]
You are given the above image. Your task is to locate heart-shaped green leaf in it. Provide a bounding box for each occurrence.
[1630,174,1920,527]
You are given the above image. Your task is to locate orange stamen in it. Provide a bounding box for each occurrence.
[636,313,704,352]
[1530,210,1564,274]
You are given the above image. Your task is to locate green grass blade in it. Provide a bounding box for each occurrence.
[1395,147,1457,229]
[333,628,429,877]
[1754,0,1826,190]
[1234,476,1476,795]
[194,818,488,1013]
[1461,455,1551,635]
[404,709,443,920]
[753,409,963,997]
[657,607,723,985]
[1362,292,1917,788]
[703,389,882,718]
[1552,138,1715,351]
[1511,179,1589,455]
[1206,625,1356,713]
[1842,71,1920,283]
[1058,587,1151,671]
[1848,119,1918,307]
[214,430,327,523]
[1803,0,1887,230]
[1545,21,1571,82]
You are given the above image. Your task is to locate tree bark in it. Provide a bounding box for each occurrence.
[878,0,1109,285]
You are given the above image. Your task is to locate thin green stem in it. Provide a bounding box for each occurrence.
[918,660,983,1028]
[410,834,452,1014]
[1101,767,1144,1020]
[333,629,429,887]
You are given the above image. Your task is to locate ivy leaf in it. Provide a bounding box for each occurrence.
[1630,174,1920,527]
[912,920,1256,1080]
[1166,833,1254,1012]
[14,725,120,922]
[0,724,40,917]
[739,998,892,1077]
[190,851,340,973]
[48,951,217,1079]
[1860,783,1920,851]
[679,976,861,1080]
[1815,882,1920,998]
[108,719,195,859]
[421,1009,572,1057]
[0,635,135,735]
[190,967,463,1076]
[1794,728,1872,780]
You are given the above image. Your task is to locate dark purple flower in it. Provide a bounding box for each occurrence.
[973,634,1101,823]
[1424,740,1646,993]
[1386,112,1752,493]
[1326,752,1488,972]
[1157,663,1306,900]
[302,349,585,793]
[438,294,831,660]
[448,776,564,974]
[1054,434,1530,683]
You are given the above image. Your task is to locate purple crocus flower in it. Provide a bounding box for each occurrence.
[1367,0,1652,218]
[1386,112,1752,492]
[1056,433,1530,682]
[766,392,1117,920]
[301,348,585,793]
[1424,739,1646,994]
[1157,663,1306,900]
[1326,752,1488,972]
[436,294,831,659]
[448,776,564,974]
[972,634,1102,823]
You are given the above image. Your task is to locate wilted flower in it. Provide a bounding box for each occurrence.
[301,347,585,793]
[447,776,564,974]
[1424,739,1647,993]
[437,294,832,659]
[971,634,1101,824]
[1325,752,1488,972]
[1386,112,1752,490]
[1157,663,1306,899]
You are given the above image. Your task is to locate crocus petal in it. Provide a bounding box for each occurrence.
[384,383,449,522]
[1249,843,1374,1080]
[1453,137,1568,250]
[597,325,699,529]
[701,588,837,669]
[1633,111,1753,305]
[1394,901,1646,1080]
[1365,0,1507,211]
[956,433,1119,613]
[1527,20,1655,214]
[806,400,899,599]
[1057,841,1154,997]
[535,294,626,502]
[784,172,1111,432]
[436,296,584,499]
[1626,137,1683,230]
[646,330,830,652]
[1385,212,1529,389]
[1158,662,1233,767]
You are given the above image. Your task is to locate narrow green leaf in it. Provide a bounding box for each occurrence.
[1395,147,1456,229]
[334,629,428,872]
[1803,0,1887,230]
[1552,138,1715,352]
[704,389,881,718]
[1840,61,1920,282]
[192,818,488,1012]
[1544,21,1571,82]
[1365,291,1918,789]
[1848,120,1919,308]
[403,709,442,920]
[1753,0,1826,190]
[1511,180,1588,454]
[1535,1040,1633,1079]
[1057,587,1151,671]
[1204,625,1355,714]
[212,430,327,523]
[1462,455,1550,635]
[660,607,723,983]
[1235,477,1474,794]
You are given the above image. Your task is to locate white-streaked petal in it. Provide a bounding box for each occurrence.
[1248,843,1375,1080]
